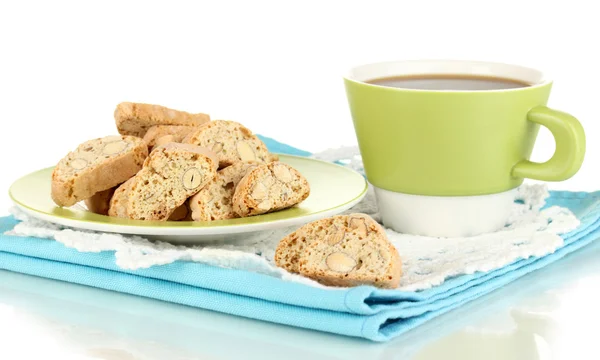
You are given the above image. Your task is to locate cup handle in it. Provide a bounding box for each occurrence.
[512,106,586,181]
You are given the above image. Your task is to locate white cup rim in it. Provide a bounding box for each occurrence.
[344,59,552,93]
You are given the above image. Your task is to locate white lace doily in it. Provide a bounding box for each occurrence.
[4,147,581,292]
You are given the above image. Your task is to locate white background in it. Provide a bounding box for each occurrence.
[1,0,599,215]
[0,1,599,358]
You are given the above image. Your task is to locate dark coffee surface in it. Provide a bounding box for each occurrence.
[367,74,530,90]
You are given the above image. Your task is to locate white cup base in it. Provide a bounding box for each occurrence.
[373,186,517,238]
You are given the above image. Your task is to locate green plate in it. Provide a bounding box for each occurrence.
[9,155,367,243]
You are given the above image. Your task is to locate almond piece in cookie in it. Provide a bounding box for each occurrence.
[274,214,351,274]
[51,136,148,207]
[232,162,309,217]
[84,187,116,215]
[115,102,210,138]
[189,161,259,221]
[183,120,270,168]
[275,214,402,289]
[142,125,199,151]
[126,143,218,221]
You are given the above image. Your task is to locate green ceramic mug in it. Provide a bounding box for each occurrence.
[344,60,585,237]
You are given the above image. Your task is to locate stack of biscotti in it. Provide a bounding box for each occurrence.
[51,102,310,222]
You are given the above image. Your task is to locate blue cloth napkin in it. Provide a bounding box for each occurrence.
[1,136,599,342]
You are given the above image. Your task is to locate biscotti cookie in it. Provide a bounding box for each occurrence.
[232,162,310,217]
[115,102,210,138]
[183,120,270,168]
[84,187,115,215]
[189,161,259,221]
[51,136,148,207]
[142,125,198,151]
[276,214,402,289]
[126,143,218,221]
[108,178,135,218]
[108,178,190,220]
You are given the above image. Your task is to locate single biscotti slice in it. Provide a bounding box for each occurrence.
[108,178,190,220]
[84,187,116,215]
[183,120,270,168]
[275,214,395,274]
[189,161,259,221]
[115,102,210,138]
[51,136,148,207]
[232,162,310,217]
[298,214,402,288]
[142,125,199,151]
[277,214,402,288]
[107,178,135,218]
[126,143,218,221]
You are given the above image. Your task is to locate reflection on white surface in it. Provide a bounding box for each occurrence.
[533,334,552,360]
[1,238,600,359]
[408,239,600,360]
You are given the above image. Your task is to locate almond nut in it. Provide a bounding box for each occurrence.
[281,189,289,202]
[242,163,258,174]
[182,168,203,190]
[155,135,175,147]
[326,252,356,273]
[273,164,293,183]
[211,142,224,153]
[78,151,97,162]
[102,135,123,143]
[251,182,269,200]
[327,227,345,245]
[70,158,88,170]
[103,141,128,155]
[349,217,368,237]
[257,199,272,210]
[236,141,256,161]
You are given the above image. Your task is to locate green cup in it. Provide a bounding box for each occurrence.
[344,60,585,237]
